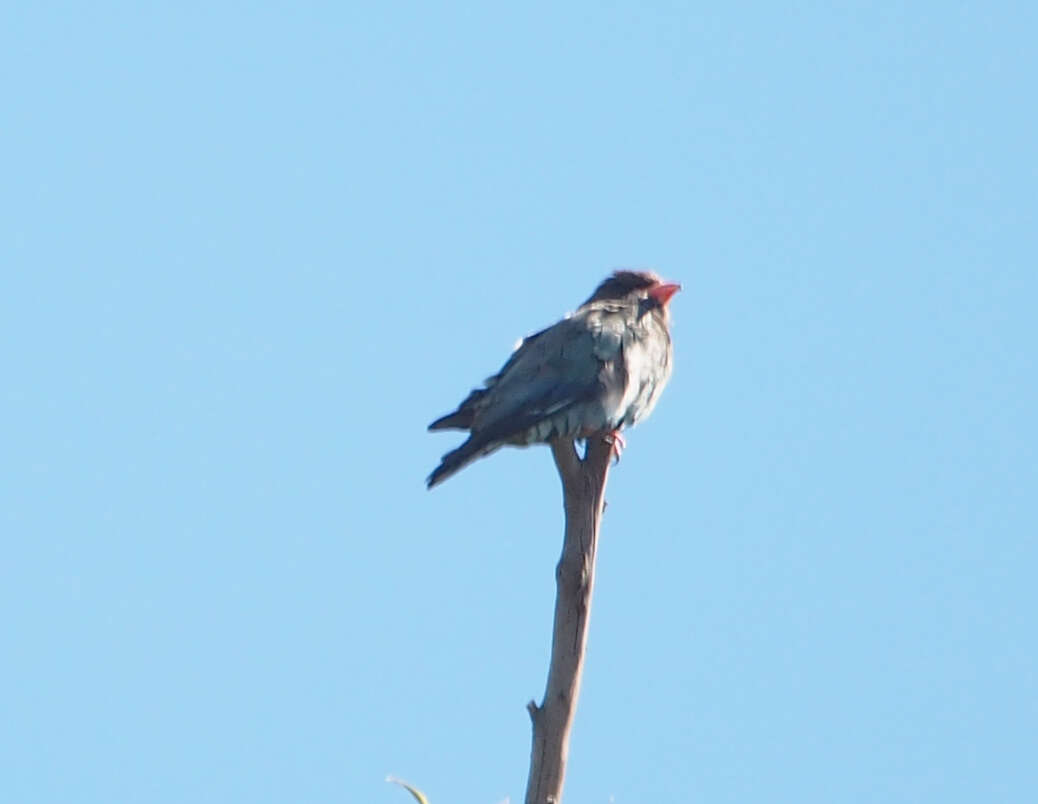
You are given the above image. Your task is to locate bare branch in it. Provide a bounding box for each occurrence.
[524,436,613,804]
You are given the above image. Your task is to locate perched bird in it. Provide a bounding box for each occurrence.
[426,270,680,488]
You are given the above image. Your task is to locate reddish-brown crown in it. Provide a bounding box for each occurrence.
[582,270,664,305]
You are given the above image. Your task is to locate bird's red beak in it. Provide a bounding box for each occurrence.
[648,282,681,306]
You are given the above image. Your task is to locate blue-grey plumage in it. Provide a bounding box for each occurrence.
[427,271,679,488]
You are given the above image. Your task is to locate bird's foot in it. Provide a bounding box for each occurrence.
[604,430,626,464]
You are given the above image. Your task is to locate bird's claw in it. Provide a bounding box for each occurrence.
[604,430,626,464]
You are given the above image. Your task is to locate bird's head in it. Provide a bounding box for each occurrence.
[584,270,681,312]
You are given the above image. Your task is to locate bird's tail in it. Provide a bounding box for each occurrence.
[426,436,500,489]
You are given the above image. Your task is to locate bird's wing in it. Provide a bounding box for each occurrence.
[427,325,553,431]
[427,272,680,490]
[426,302,633,488]
[467,305,628,445]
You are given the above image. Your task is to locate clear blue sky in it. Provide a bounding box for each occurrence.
[3,2,1036,802]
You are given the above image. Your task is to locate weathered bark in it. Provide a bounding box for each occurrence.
[523,436,613,804]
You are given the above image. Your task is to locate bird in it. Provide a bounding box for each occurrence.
[426,270,680,488]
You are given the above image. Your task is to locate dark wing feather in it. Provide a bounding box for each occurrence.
[427,388,485,431]
[427,325,553,431]
[427,308,628,487]
[463,315,606,438]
